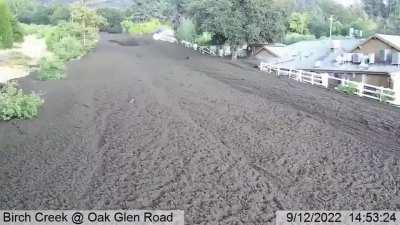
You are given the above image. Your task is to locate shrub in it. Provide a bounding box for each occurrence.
[121,19,134,33]
[45,22,99,54]
[176,18,196,42]
[50,4,71,25]
[128,19,166,36]
[10,16,24,43]
[284,33,316,45]
[0,0,14,48]
[195,32,212,46]
[97,8,124,33]
[52,36,83,62]
[381,90,396,102]
[37,56,66,81]
[21,23,53,38]
[336,82,358,95]
[45,22,83,51]
[0,82,44,121]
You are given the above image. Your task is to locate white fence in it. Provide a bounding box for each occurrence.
[260,62,398,105]
[180,40,217,56]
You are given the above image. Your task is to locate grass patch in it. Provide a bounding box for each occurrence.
[128,19,169,36]
[336,83,358,95]
[0,82,43,121]
[52,35,83,62]
[381,89,396,102]
[37,56,65,81]
[20,24,53,38]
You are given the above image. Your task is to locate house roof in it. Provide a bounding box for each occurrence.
[257,38,362,69]
[255,34,400,74]
[352,34,400,52]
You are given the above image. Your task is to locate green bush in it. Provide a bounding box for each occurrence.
[381,90,396,102]
[45,22,82,51]
[37,56,66,81]
[121,19,133,33]
[0,82,44,120]
[10,16,24,43]
[97,8,124,33]
[50,4,71,25]
[195,32,212,46]
[336,83,359,95]
[128,19,167,36]
[176,18,196,42]
[45,22,99,55]
[284,33,316,45]
[21,23,53,38]
[52,36,83,62]
[0,0,14,48]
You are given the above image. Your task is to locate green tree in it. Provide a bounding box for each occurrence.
[71,4,106,48]
[10,16,24,43]
[351,17,378,37]
[121,19,134,33]
[288,12,309,34]
[176,18,196,41]
[96,8,125,33]
[189,0,285,60]
[6,0,38,23]
[0,0,14,48]
[50,4,71,25]
[129,0,172,22]
[30,4,52,24]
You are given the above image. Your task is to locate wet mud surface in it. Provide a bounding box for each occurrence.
[1,33,400,224]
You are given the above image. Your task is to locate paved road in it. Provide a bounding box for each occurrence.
[1,33,400,224]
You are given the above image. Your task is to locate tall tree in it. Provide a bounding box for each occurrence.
[50,4,71,25]
[288,12,309,34]
[0,0,14,48]
[189,0,285,60]
[97,8,125,33]
[6,0,38,23]
[71,4,106,47]
[129,0,172,22]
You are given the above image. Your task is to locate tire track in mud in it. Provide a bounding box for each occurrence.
[1,34,400,224]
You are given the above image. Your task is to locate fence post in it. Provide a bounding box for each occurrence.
[297,71,302,82]
[311,73,315,85]
[358,81,364,97]
[321,73,329,88]
[390,72,400,106]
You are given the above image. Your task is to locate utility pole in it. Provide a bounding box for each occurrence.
[329,15,334,40]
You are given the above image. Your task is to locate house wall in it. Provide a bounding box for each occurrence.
[353,38,397,63]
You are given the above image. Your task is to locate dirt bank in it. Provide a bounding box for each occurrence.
[0,33,399,224]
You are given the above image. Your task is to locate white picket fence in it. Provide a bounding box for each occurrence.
[260,62,398,105]
[180,40,217,56]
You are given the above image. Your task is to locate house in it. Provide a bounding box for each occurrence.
[254,38,362,70]
[352,34,400,64]
[255,34,400,104]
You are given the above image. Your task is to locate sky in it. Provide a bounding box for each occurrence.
[335,0,360,7]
